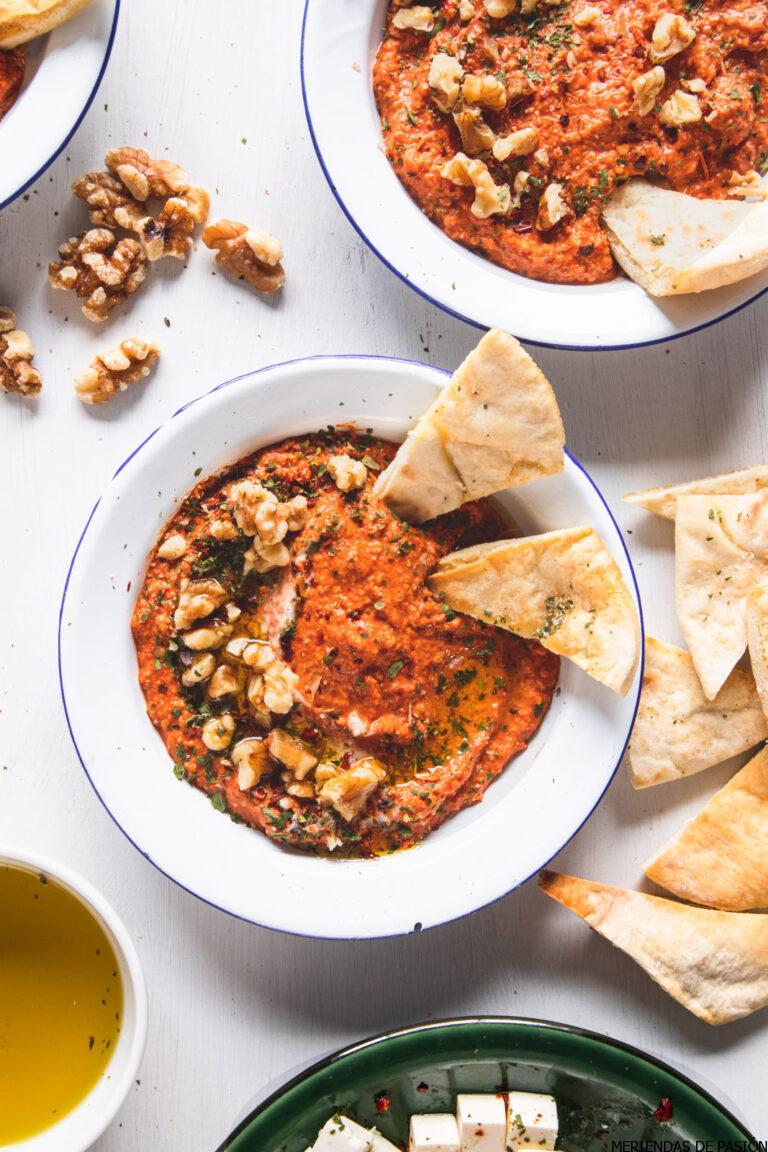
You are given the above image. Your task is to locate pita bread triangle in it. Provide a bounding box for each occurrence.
[675,491,768,699]
[645,746,768,911]
[539,870,768,1025]
[373,328,564,524]
[429,526,640,696]
[625,464,768,520]
[747,585,768,725]
[602,179,768,297]
[628,636,765,788]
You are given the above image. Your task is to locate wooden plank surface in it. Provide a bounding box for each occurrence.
[0,2,766,1147]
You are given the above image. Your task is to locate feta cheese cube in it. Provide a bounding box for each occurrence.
[409,1112,461,1151]
[313,1115,374,1152]
[456,1095,506,1152]
[506,1092,559,1151]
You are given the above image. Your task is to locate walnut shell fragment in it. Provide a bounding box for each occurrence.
[202,219,285,292]
[0,307,42,397]
[75,338,160,405]
[49,228,148,322]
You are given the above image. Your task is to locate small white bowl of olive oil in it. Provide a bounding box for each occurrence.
[0,848,148,1151]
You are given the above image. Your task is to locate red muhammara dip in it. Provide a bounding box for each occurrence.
[132,429,559,857]
[373,0,768,284]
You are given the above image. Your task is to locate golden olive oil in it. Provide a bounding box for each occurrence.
[0,863,123,1145]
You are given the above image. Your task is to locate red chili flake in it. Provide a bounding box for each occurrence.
[655,1097,673,1123]
[340,750,353,770]
[416,1082,429,1092]
[304,727,320,741]
[374,1092,390,1113]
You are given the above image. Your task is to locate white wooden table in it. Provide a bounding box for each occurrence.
[1,2,767,1147]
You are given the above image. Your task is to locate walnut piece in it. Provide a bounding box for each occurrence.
[572,5,601,25]
[536,183,569,231]
[138,195,205,262]
[728,170,768,200]
[441,152,511,219]
[453,108,496,156]
[0,308,42,397]
[75,338,160,405]
[492,127,538,161]
[649,12,695,64]
[174,577,229,631]
[659,89,701,127]
[319,758,387,822]
[72,171,145,231]
[49,228,148,322]
[327,454,367,492]
[485,0,516,15]
[202,220,285,292]
[105,146,192,201]
[392,5,434,30]
[429,53,464,112]
[462,73,507,110]
[632,66,666,116]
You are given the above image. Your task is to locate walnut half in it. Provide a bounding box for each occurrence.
[49,228,148,322]
[0,307,42,397]
[75,338,160,404]
[202,220,285,292]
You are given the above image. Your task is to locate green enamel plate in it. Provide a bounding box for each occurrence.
[218,1017,755,1152]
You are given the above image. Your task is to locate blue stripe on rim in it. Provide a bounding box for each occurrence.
[58,354,645,939]
[299,0,768,354]
[216,1016,756,1151]
[0,0,121,213]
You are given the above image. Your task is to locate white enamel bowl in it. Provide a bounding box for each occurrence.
[0,0,120,211]
[0,845,147,1152]
[301,0,768,351]
[59,356,643,939]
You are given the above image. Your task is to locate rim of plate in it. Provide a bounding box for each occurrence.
[299,0,768,353]
[218,1015,757,1150]
[0,0,120,212]
[0,843,147,1152]
[58,354,644,939]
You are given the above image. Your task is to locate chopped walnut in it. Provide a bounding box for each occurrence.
[241,639,277,671]
[632,65,665,116]
[210,516,238,541]
[244,539,291,574]
[328,454,367,492]
[0,310,42,397]
[649,13,695,64]
[462,73,507,110]
[202,219,285,292]
[727,170,767,200]
[49,229,148,323]
[181,652,216,687]
[492,127,538,161]
[485,0,516,15]
[232,737,271,791]
[453,108,496,156]
[536,183,569,231]
[659,89,701,126]
[202,714,235,752]
[533,147,549,166]
[263,660,299,714]
[174,577,228,631]
[75,338,160,405]
[72,171,145,231]
[429,52,464,112]
[182,622,233,650]
[681,76,706,93]
[267,729,318,778]
[105,146,192,201]
[441,152,511,219]
[459,0,475,18]
[505,71,536,104]
[319,758,387,822]
[136,197,194,261]
[207,664,242,699]
[158,533,187,560]
[392,5,434,29]
[572,4,600,25]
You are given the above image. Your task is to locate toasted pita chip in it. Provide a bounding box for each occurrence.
[624,465,768,520]
[628,636,765,788]
[602,179,768,297]
[645,747,768,911]
[0,0,93,47]
[429,526,640,695]
[374,328,564,523]
[675,491,768,699]
[747,585,768,724]
[539,870,768,1025]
